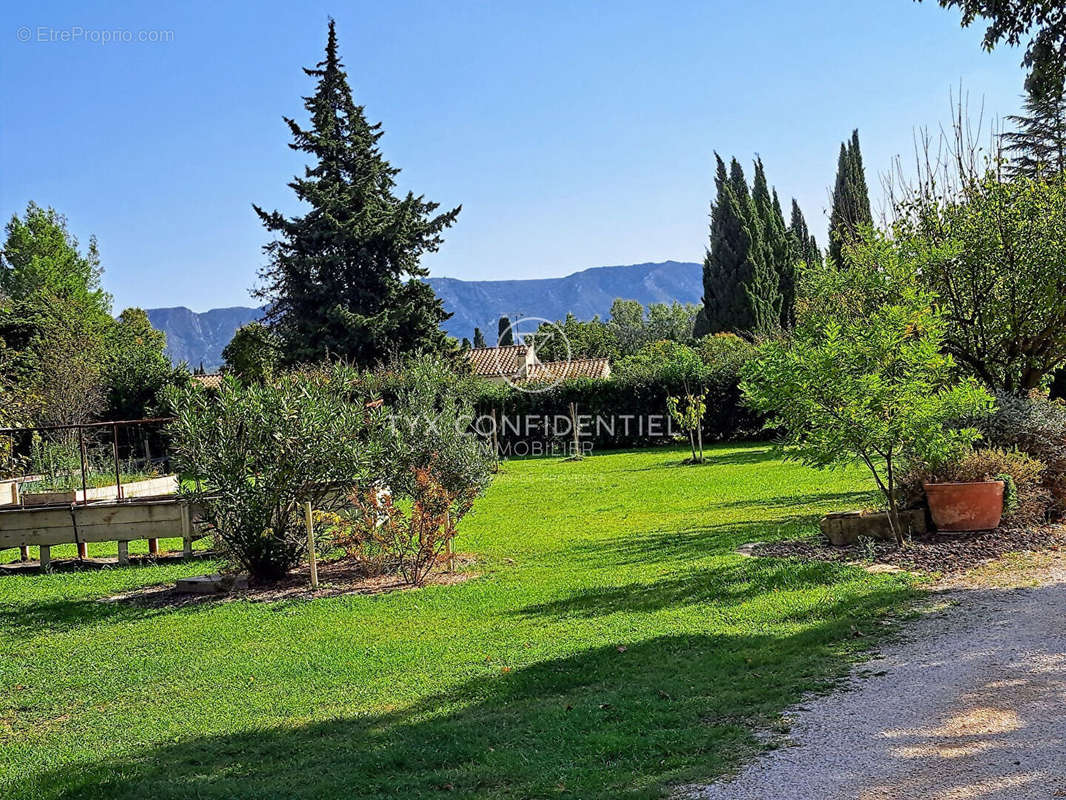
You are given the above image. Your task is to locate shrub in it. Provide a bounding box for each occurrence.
[334,464,475,586]
[742,252,994,544]
[970,393,1066,515]
[167,365,386,583]
[900,447,1050,528]
[474,334,763,452]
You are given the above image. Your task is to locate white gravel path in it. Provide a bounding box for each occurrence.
[686,558,1066,800]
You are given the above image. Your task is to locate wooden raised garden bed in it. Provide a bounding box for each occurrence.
[21,475,180,507]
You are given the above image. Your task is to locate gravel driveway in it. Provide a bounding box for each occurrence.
[686,555,1066,800]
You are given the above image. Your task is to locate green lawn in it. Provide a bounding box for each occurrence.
[0,443,915,799]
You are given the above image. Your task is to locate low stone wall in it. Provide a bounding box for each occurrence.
[819,509,928,546]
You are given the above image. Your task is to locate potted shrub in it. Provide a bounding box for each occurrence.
[923,479,1004,532]
[905,447,1048,532]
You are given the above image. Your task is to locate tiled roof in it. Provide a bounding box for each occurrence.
[466,345,531,377]
[524,358,611,382]
[191,373,223,390]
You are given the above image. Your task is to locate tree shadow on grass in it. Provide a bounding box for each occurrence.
[26,585,911,800]
[561,517,819,570]
[514,557,880,620]
[621,445,779,472]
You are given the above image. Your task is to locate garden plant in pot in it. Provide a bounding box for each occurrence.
[910,447,1048,533]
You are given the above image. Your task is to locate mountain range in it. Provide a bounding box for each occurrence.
[146,260,703,370]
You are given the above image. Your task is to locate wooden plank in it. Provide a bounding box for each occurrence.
[0,499,200,548]
[117,540,129,565]
[39,545,50,569]
[181,503,193,557]
[77,542,88,559]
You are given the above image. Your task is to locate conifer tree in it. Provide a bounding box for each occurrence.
[473,327,486,348]
[254,20,459,366]
[828,129,873,267]
[1004,78,1066,178]
[461,337,471,350]
[696,155,759,337]
[788,199,821,269]
[497,316,514,347]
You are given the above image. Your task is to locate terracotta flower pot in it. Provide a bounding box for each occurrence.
[923,480,1004,532]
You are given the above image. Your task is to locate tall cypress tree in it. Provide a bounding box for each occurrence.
[1004,78,1066,178]
[827,129,873,268]
[696,155,759,337]
[497,316,514,347]
[254,20,459,366]
[473,327,486,348]
[788,199,821,269]
[748,159,791,331]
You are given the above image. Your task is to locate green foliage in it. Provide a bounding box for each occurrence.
[472,327,487,348]
[698,155,797,338]
[667,391,707,463]
[828,130,873,268]
[475,334,762,450]
[532,300,700,361]
[900,446,1049,527]
[221,322,281,384]
[742,257,994,542]
[1004,80,1066,178]
[166,366,386,581]
[921,0,1066,98]
[105,308,175,419]
[254,21,457,367]
[497,316,514,347]
[894,170,1066,395]
[376,355,494,502]
[970,393,1066,514]
[0,205,175,423]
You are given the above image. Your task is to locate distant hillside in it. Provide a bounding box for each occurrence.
[146,260,702,370]
[145,306,262,370]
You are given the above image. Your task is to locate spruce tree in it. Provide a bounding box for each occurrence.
[828,129,873,268]
[254,20,459,366]
[473,327,486,348]
[497,316,514,347]
[1004,78,1066,178]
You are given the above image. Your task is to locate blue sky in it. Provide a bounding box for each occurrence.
[1,0,1027,312]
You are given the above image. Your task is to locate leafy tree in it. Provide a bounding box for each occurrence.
[254,20,458,366]
[742,254,994,544]
[667,391,707,464]
[222,322,281,384]
[497,316,514,346]
[472,327,487,348]
[917,0,1066,98]
[0,204,114,426]
[1003,79,1066,178]
[105,308,173,419]
[828,130,873,267]
[0,203,111,317]
[893,169,1066,395]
